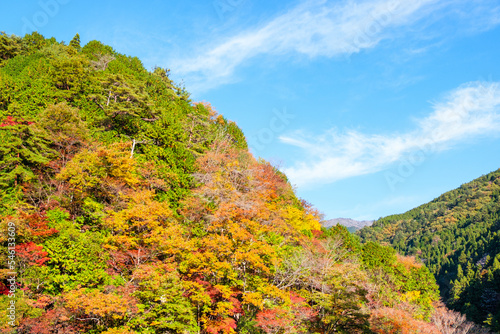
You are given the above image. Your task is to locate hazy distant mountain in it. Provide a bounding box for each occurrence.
[322,218,374,232]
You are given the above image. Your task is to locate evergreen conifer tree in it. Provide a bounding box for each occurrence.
[69,33,81,49]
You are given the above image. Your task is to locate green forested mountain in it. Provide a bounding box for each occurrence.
[358,169,500,330]
[0,31,488,333]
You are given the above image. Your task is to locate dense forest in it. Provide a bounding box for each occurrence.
[359,169,500,331]
[0,31,490,333]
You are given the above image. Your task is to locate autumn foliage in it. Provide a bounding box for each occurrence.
[370,308,440,334]
[0,32,452,334]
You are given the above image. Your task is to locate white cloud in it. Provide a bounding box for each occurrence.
[170,0,500,92]
[171,0,440,91]
[280,81,500,187]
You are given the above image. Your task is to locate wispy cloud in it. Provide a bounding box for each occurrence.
[280,81,500,187]
[452,0,500,34]
[171,0,439,91]
[170,0,500,92]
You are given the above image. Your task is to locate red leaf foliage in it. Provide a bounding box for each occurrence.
[0,116,34,127]
[15,242,50,266]
[24,211,59,238]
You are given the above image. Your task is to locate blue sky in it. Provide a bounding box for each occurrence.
[2,0,500,220]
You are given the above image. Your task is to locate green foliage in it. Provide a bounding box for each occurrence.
[0,117,55,188]
[40,210,112,294]
[322,224,362,253]
[131,262,199,333]
[22,31,54,54]
[0,32,23,66]
[81,40,115,59]
[361,241,397,269]
[69,33,81,49]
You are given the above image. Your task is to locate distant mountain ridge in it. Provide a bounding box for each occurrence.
[323,218,374,230]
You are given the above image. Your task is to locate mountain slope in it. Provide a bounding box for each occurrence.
[358,168,500,329]
[0,31,486,333]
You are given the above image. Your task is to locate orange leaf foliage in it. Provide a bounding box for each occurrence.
[64,288,137,321]
[370,307,440,334]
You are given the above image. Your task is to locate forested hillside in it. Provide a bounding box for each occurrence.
[0,31,486,333]
[358,169,500,331]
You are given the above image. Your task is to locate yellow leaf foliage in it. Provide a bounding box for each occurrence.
[282,206,322,234]
[105,189,189,254]
[100,327,137,334]
[57,142,139,195]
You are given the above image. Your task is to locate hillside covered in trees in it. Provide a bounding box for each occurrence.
[0,31,489,333]
[358,169,500,331]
